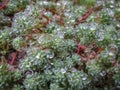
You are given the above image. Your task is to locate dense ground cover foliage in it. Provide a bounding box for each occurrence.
[0,0,120,90]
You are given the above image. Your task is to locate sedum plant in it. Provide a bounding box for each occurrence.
[0,12,11,28]
[1,0,30,15]
[0,0,120,90]
[0,28,12,55]
[12,84,24,90]
[113,66,120,89]
[23,72,47,90]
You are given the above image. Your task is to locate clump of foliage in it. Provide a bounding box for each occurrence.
[0,0,120,90]
[1,0,30,15]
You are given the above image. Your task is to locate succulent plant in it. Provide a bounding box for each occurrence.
[0,0,120,89]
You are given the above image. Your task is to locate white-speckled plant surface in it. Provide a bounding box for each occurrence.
[0,0,120,90]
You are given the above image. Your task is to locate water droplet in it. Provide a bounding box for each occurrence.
[96,30,105,41]
[50,63,54,65]
[82,77,87,80]
[117,23,120,28]
[45,49,54,59]
[37,34,45,44]
[109,52,114,56]
[61,68,66,74]
[25,70,34,77]
[108,44,118,54]
[96,0,105,7]
[100,71,106,77]
[36,53,40,59]
[110,5,114,8]
[89,23,98,31]
[108,9,114,17]
[57,31,64,38]
[19,64,23,69]
[110,0,114,4]
[56,2,61,6]
[71,68,77,72]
